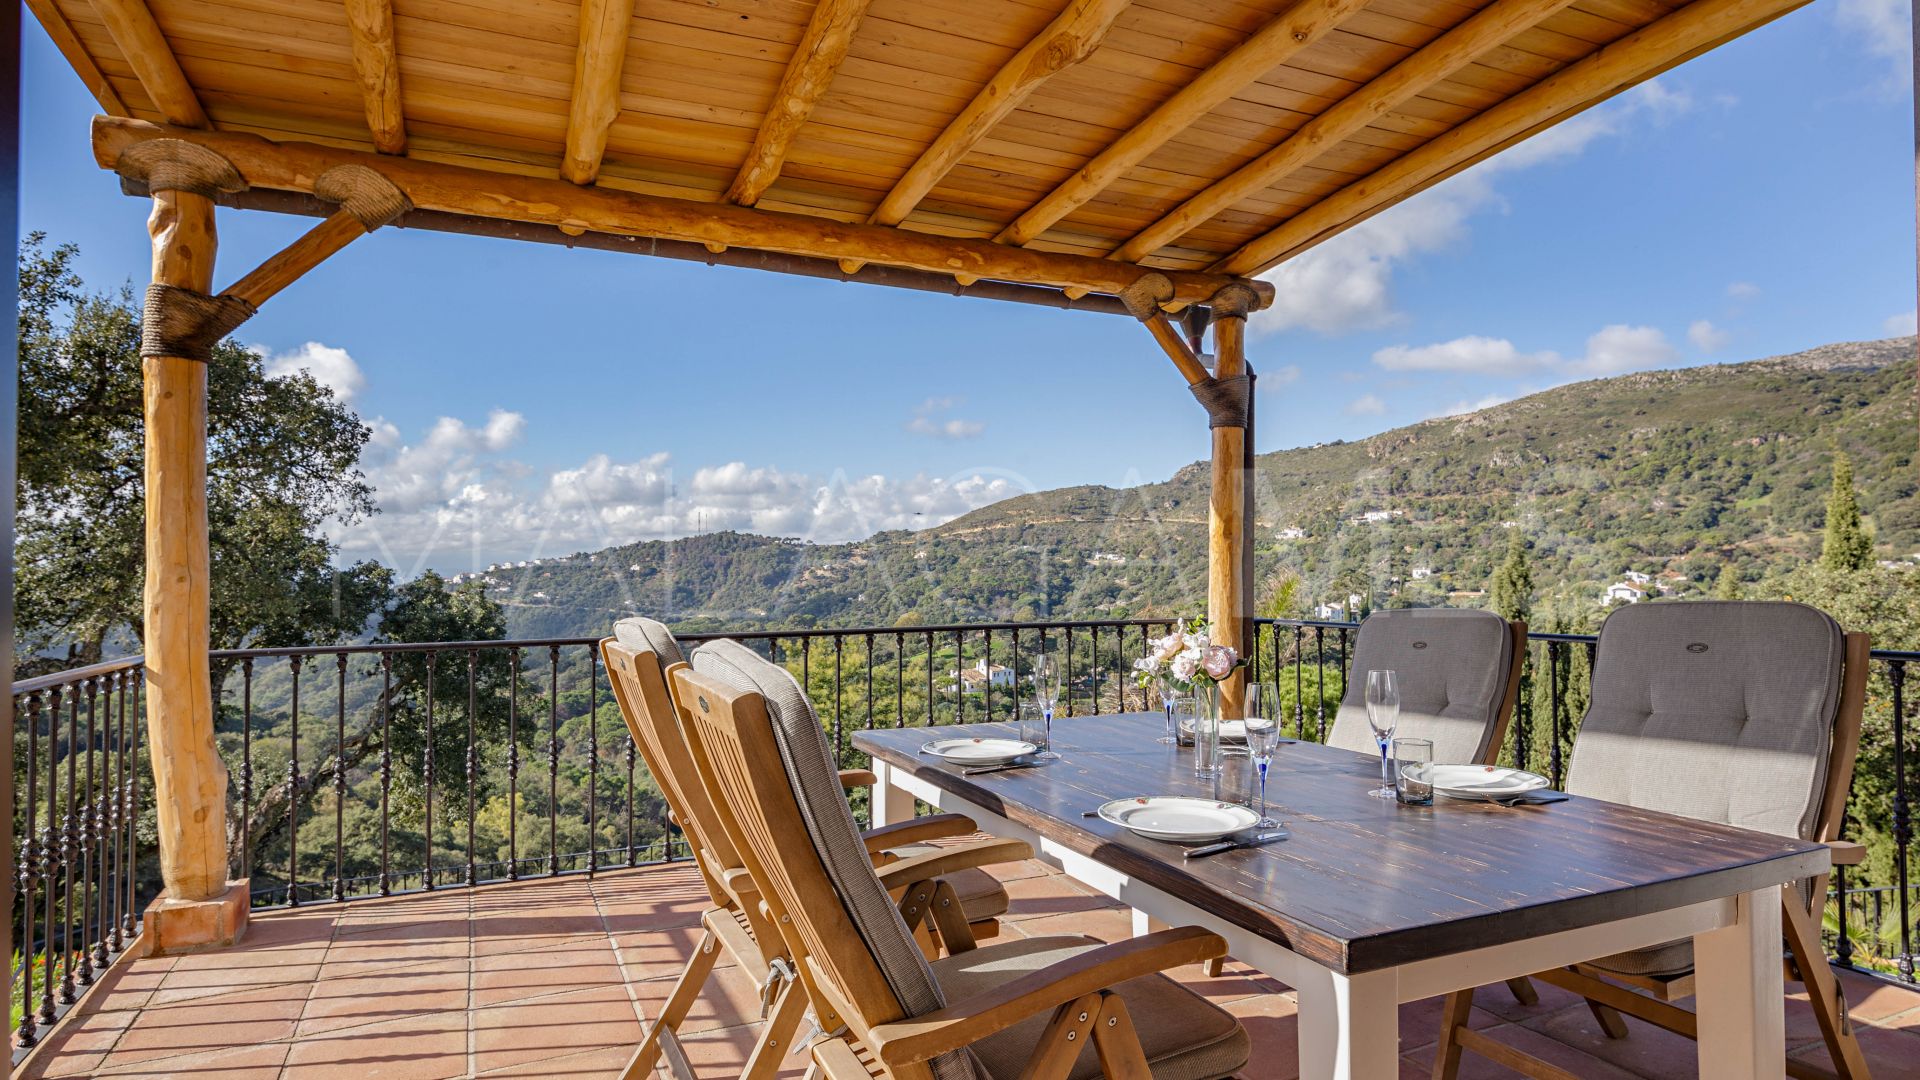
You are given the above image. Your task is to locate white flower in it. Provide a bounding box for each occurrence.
[1170,653,1199,682]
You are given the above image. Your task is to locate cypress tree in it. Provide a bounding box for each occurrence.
[1821,452,1874,573]
[1489,530,1533,620]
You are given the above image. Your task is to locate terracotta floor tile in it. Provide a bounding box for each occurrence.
[471,983,645,1074]
[1791,1021,1920,1079]
[98,1040,291,1078]
[998,873,1113,921]
[1402,1016,1650,1080]
[298,959,470,1036]
[281,1009,468,1080]
[234,908,340,950]
[1224,992,1301,1080]
[13,1008,136,1079]
[1516,1000,1709,1077]
[105,981,309,1068]
[476,1042,639,1077]
[1013,907,1136,942]
[667,1022,812,1079]
[146,945,328,1005]
[613,922,716,983]
[472,937,625,1006]
[627,954,767,1035]
[72,951,176,1015]
[1836,967,1920,1025]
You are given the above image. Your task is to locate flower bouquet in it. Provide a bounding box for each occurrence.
[1133,617,1244,776]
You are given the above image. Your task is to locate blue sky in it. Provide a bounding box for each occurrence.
[18,0,1916,573]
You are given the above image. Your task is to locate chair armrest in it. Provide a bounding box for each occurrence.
[874,837,1033,891]
[839,768,879,790]
[1825,840,1867,866]
[867,927,1226,1066]
[861,813,979,853]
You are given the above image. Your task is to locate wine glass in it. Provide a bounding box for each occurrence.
[1365,670,1400,799]
[1031,653,1062,760]
[1245,716,1280,826]
[1157,685,1177,744]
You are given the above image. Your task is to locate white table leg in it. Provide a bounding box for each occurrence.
[869,761,916,828]
[1131,909,1154,938]
[1294,964,1399,1080]
[1694,885,1784,1080]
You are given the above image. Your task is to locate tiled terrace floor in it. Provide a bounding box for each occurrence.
[18,858,1920,1079]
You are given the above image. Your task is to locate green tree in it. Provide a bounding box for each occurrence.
[16,235,389,680]
[1488,530,1533,621]
[1820,451,1874,573]
[1713,564,1743,600]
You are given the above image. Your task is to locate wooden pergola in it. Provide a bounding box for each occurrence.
[28,0,1810,952]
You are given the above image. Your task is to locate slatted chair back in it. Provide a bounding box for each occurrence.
[675,642,985,1080]
[1325,610,1524,765]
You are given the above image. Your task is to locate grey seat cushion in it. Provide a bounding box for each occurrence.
[932,935,1251,1080]
[887,851,1010,923]
[1326,609,1514,765]
[1568,601,1843,980]
[612,616,687,666]
[692,639,981,1080]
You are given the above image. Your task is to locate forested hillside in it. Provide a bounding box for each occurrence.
[487,337,1919,638]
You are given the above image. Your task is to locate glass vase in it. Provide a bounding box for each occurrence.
[1192,682,1222,779]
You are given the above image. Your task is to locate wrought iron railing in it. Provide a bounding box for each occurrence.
[9,615,1915,1053]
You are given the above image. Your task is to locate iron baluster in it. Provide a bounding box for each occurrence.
[507,647,520,878]
[379,653,392,896]
[1891,661,1913,983]
[1548,641,1565,789]
[1313,627,1325,743]
[60,683,78,1001]
[548,645,560,876]
[80,676,98,982]
[422,651,435,891]
[288,655,303,906]
[18,691,41,1048]
[108,672,127,953]
[240,658,254,881]
[835,636,845,761]
[466,650,479,887]
[335,653,348,901]
[40,683,58,1022]
[124,670,141,935]
[588,645,599,875]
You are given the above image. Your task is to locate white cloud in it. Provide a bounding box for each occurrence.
[1373,335,1555,376]
[1884,309,1917,336]
[905,397,986,439]
[1346,393,1387,416]
[1370,324,1680,383]
[263,341,366,402]
[1687,319,1730,352]
[1836,0,1912,89]
[333,412,1020,573]
[1430,394,1512,419]
[1726,281,1761,300]
[1257,363,1302,392]
[1249,81,1695,337]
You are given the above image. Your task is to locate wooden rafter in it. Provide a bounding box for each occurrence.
[343,0,406,155]
[1112,0,1581,265]
[91,0,208,127]
[1215,0,1814,276]
[561,0,639,185]
[868,0,1133,229]
[728,0,873,206]
[994,0,1365,249]
[92,116,1273,310]
[25,0,126,115]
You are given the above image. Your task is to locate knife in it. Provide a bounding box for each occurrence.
[1184,830,1288,858]
[1496,794,1569,807]
[962,760,1040,777]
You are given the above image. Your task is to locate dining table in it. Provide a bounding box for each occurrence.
[854,712,1829,1080]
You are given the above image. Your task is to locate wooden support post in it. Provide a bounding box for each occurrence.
[1209,307,1250,719]
[139,190,248,954]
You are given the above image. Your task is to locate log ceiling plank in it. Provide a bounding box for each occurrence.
[25,0,127,115]
[994,0,1366,249]
[91,0,209,127]
[728,0,874,206]
[561,0,639,184]
[1112,0,1582,265]
[92,115,1274,309]
[1215,0,1813,276]
[868,0,1133,229]
[343,0,407,154]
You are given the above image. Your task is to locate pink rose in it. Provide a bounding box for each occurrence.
[1201,645,1237,680]
[1169,653,1199,683]
[1152,633,1185,663]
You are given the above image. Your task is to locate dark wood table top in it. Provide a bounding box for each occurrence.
[855,714,1829,974]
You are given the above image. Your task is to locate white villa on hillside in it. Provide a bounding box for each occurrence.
[948,658,1015,693]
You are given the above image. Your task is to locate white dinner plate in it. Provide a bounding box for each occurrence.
[1097,796,1260,843]
[1178,718,1261,742]
[1428,764,1551,800]
[920,737,1037,766]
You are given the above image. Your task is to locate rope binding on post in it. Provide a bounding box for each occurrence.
[114,139,247,200]
[141,286,256,363]
[313,164,413,231]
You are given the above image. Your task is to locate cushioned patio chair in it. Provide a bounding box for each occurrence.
[1431,600,1872,1080]
[602,619,1016,1080]
[671,638,1253,1080]
[1323,608,1526,767]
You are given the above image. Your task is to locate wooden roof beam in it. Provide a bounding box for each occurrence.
[25,0,127,115]
[869,0,1133,229]
[728,0,873,206]
[344,0,406,154]
[1112,0,1580,265]
[91,0,208,127]
[91,116,1273,311]
[995,0,1365,249]
[1215,0,1813,276]
[561,0,638,185]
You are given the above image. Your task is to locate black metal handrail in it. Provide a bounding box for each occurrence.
[10,613,1916,1056]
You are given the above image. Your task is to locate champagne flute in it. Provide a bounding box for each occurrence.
[1157,685,1178,744]
[1246,716,1280,826]
[1031,653,1062,760]
[1365,670,1400,799]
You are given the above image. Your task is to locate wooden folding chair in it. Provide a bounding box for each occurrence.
[1432,601,1874,1080]
[603,620,1019,1079]
[671,639,1253,1080]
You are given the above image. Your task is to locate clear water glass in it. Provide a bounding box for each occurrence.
[1018,701,1048,756]
[1246,717,1280,826]
[1393,737,1434,806]
[1221,682,1257,757]
[1158,690,1177,744]
[1365,669,1400,799]
[1031,654,1061,760]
